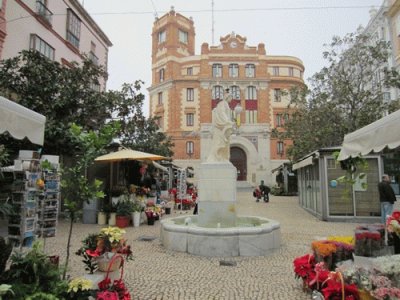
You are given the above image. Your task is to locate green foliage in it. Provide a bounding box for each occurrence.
[0,241,68,299]
[270,185,283,196]
[61,123,119,216]
[0,51,174,158]
[0,145,9,167]
[75,233,99,274]
[60,122,118,279]
[0,237,12,275]
[0,50,113,156]
[116,198,135,216]
[332,151,369,200]
[112,82,174,157]
[279,32,395,161]
[0,284,13,298]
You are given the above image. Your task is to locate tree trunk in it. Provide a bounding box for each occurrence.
[62,212,74,280]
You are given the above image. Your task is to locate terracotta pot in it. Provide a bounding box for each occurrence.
[116,215,130,228]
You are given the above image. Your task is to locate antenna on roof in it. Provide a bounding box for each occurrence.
[211,0,215,45]
[150,0,159,19]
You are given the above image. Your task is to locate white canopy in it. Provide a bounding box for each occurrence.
[338,109,400,161]
[0,96,46,145]
[292,156,314,170]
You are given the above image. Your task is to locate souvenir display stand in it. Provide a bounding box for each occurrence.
[36,155,60,239]
[7,151,60,247]
[8,151,41,247]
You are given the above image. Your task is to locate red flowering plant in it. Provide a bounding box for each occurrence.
[293,254,330,291]
[76,226,133,274]
[321,272,360,300]
[386,210,400,237]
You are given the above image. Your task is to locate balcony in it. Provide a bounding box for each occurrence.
[36,1,53,26]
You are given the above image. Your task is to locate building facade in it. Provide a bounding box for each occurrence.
[148,8,305,186]
[0,0,112,89]
[364,2,399,104]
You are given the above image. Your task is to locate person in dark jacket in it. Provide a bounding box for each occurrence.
[378,174,397,224]
[259,180,271,203]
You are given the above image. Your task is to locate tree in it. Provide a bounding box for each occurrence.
[61,122,119,279]
[279,32,395,161]
[0,50,113,156]
[0,52,174,158]
[111,82,174,157]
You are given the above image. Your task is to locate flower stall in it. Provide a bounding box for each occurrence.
[294,220,400,300]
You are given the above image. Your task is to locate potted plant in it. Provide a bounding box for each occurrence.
[76,226,133,274]
[97,200,108,225]
[131,200,144,228]
[115,198,133,228]
[145,208,157,225]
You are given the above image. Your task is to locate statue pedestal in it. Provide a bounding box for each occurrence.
[197,162,237,227]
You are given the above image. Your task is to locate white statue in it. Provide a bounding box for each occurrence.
[206,89,234,162]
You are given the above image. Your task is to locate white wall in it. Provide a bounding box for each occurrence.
[3,0,110,87]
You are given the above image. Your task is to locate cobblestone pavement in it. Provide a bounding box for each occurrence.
[43,191,364,300]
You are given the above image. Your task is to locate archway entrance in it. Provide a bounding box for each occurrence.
[230,147,247,181]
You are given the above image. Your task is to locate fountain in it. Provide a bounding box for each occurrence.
[160,90,281,257]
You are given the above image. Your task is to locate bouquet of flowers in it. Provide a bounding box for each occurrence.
[76,226,133,274]
[386,210,400,237]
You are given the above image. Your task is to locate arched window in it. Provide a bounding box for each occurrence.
[212,85,224,100]
[245,86,257,100]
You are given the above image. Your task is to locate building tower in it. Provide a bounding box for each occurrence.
[149,8,305,186]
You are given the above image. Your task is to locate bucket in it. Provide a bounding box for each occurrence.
[165,207,171,214]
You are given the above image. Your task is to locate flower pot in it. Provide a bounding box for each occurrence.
[393,233,400,254]
[132,211,141,227]
[116,215,130,228]
[108,212,116,226]
[147,217,155,225]
[96,252,121,272]
[98,212,107,225]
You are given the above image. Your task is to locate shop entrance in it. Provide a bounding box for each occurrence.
[230,147,247,181]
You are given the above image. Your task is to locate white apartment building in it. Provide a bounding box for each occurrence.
[363,2,399,104]
[0,0,112,89]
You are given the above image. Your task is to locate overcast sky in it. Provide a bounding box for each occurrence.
[82,0,383,114]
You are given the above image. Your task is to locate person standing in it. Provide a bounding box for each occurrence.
[378,174,397,224]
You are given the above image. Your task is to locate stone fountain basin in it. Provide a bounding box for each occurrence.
[160,215,281,257]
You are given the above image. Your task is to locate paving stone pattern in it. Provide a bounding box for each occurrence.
[44,191,364,300]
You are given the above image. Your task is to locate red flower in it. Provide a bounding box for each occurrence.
[293,254,315,278]
[98,277,111,290]
[392,210,400,221]
[322,276,359,300]
[86,248,102,257]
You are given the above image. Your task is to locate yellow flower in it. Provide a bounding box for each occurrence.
[68,277,93,293]
[101,226,126,243]
[327,236,354,246]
